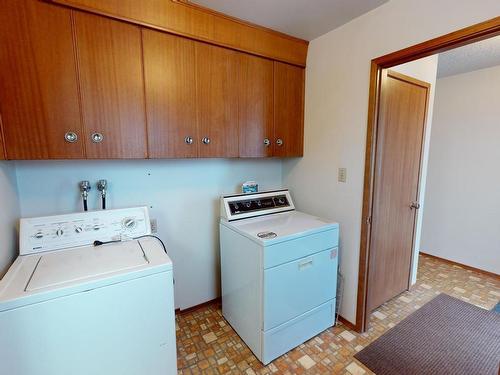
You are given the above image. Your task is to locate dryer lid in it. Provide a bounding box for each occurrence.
[26,241,148,292]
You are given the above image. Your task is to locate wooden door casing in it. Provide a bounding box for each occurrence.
[238,54,274,158]
[0,115,5,160]
[273,62,304,157]
[143,30,198,158]
[0,0,84,159]
[195,43,239,158]
[366,70,429,312]
[74,11,147,159]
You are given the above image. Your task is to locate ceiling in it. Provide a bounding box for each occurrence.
[437,35,500,78]
[189,0,388,41]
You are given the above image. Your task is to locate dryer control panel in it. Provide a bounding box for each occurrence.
[19,207,151,255]
[221,190,295,221]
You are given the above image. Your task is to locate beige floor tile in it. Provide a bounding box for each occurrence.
[176,255,499,374]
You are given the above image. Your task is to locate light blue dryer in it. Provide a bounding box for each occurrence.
[220,189,339,364]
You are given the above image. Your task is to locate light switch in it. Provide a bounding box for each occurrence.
[338,168,347,183]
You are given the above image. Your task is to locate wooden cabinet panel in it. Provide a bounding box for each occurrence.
[49,0,309,67]
[0,0,84,159]
[196,43,239,158]
[273,62,305,157]
[239,54,274,158]
[143,30,197,158]
[74,12,147,159]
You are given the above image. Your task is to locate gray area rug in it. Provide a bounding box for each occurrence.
[355,293,500,375]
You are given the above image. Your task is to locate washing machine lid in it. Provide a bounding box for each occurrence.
[0,237,172,312]
[222,211,338,245]
[26,241,148,292]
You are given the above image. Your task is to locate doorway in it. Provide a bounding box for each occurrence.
[356,16,500,332]
[366,69,430,312]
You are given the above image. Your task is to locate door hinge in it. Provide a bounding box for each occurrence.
[366,216,372,225]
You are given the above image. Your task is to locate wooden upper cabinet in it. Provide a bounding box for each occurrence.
[74,12,147,159]
[48,0,308,67]
[273,62,305,157]
[196,43,239,158]
[143,30,197,158]
[238,54,274,158]
[0,0,84,159]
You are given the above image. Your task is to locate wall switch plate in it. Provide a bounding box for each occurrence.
[338,168,347,183]
[150,218,158,233]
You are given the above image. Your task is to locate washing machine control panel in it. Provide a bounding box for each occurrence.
[19,207,151,255]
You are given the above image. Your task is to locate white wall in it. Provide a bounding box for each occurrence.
[391,56,439,284]
[421,65,500,275]
[282,0,500,324]
[0,161,20,278]
[14,159,282,309]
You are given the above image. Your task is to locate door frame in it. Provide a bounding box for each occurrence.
[356,16,500,332]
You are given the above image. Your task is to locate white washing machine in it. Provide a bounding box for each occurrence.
[220,190,339,364]
[0,207,177,375]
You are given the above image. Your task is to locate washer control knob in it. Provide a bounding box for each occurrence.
[75,226,83,234]
[56,229,64,237]
[93,225,100,231]
[245,202,251,208]
[122,218,136,230]
[34,231,44,239]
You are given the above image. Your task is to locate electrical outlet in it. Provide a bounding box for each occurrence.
[338,168,347,183]
[150,218,158,234]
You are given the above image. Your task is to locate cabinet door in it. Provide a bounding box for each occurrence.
[143,30,198,158]
[195,43,239,158]
[74,12,147,158]
[273,62,305,157]
[239,54,274,157]
[0,0,84,159]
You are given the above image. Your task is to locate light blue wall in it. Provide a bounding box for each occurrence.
[0,161,20,277]
[13,159,282,309]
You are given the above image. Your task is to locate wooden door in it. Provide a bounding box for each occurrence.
[143,30,197,158]
[367,70,429,312]
[195,43,239,158]
[238,54,274,157]
[273,62,304,157]
[74,12,147,159]
[0,0,84,159]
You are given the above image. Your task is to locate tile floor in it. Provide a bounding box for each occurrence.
[176,254,500,374]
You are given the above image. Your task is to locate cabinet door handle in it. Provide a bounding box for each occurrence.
[202,137,210,145]
[184,136,193,145]
[263,138,270,147]
[91,132,104,143]
[276,138,283,146]
[64,132,78,143]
